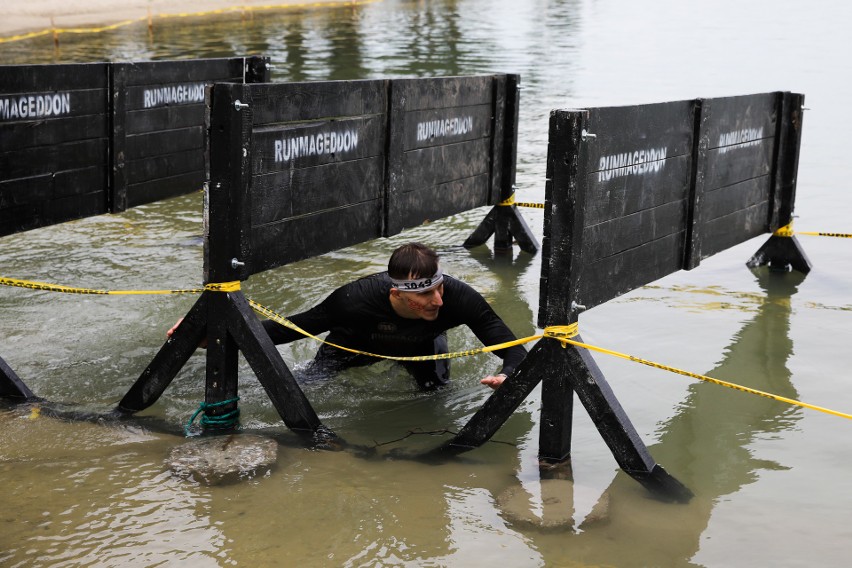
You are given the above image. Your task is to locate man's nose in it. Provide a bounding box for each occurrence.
[430,289,443,306]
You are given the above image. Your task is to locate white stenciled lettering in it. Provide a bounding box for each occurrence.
[598,146,668,181]
[718,127,764,153]
[416,115,474,142]
[274,129,361,162]
[0,92,72,122]
[142,83,206,109]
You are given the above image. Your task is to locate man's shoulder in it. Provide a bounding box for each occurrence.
[333,272,391,303]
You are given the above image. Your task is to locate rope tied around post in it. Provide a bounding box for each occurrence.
[185,397,241,436]
[542,324,580,346]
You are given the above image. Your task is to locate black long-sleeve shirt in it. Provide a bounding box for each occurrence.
[262,272,526,376]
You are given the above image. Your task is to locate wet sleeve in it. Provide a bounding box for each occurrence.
[260,294,337,345]
[455,283,527,376]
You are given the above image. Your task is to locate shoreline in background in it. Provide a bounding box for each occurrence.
[1,0,376,39]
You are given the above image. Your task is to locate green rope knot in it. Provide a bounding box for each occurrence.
[185,397,240,436]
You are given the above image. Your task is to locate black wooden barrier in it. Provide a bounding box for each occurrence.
[441,91,807,502]
[115,74,524,439]
[111,57,269,211]
[1,63,109,235]
[462,75,539,254]
[0,57,269,237]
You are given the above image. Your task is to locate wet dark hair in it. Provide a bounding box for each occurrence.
[388,242,439,280]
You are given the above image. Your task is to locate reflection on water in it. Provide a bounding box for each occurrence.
[3,0,852,566]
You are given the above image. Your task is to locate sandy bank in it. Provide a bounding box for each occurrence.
[1,0,372,38]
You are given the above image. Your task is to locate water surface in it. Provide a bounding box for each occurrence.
[2,0,851,566]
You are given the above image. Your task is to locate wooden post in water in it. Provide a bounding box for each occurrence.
[115,83,331,440]
[0,355,34,400]
[463,75,539,255]
[747,92,811,273]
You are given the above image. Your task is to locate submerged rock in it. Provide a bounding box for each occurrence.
[166,434,278,485]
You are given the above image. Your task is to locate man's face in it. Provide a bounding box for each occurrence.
[399,284,444,321]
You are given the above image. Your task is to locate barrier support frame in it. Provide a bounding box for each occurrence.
[442,111,693,503]
[463,75,540,255]
[115,82,332,441]
[0,354,34,400]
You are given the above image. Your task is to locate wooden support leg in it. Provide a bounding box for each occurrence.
[462,206,497,250]
[463,205,540,254]
[117,293,210,413]
[441,336,692,502]
[227,292,330,437]
[442,341,551,451]
[0,354,34,400]
[746,234,812,274]
[204,292,240,428]
[560,337,693,503]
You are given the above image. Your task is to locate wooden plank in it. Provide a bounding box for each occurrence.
[125,82,209,112]
[45,191,106,224]
[126,148,204,184]
[125,126,204,159]
[206,82,254,284]
[702,176,771,222]
[583,100,695,174]
[126,171,205,208]
[0,63,107,93]
[700,202,769,259]
[250,156,384,225]
[0,115,108,152]
[490,74,510,205]
[395,75,494,112]
[703,139,774,190]
[583,200,686,263]
[401,137,491,189]
[583,153,691,226]
[119,58,244,87]
[125,104,206,134]
[0,88,106,124]
[249,80,388,125]
[402,103,492,151]
[579,231,685,308]
[539,110,587,327]
[251,115,386,173]
[701,92,778,152]
[770,92,805,229]
[384,79,407,236]
[250,200,383,273]
[53,165,105,198]
[392,174,490,233]
[110,61,129,213]
[0,174,52,208]
[0,138,107,179]
[0,204,41,236]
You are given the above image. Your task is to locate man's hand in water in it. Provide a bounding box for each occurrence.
[480,373,507,390]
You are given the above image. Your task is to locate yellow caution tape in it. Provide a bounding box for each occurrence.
[795,231,852,239]
[0,0,381,44]
[204,281,241,292]
[0,276,239,295]
[498,194,545,209]
[773,222,795,237]
[550,334,852,421]
[773,222,850,239]
[247,298,542,362]
[4,271,846,420]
